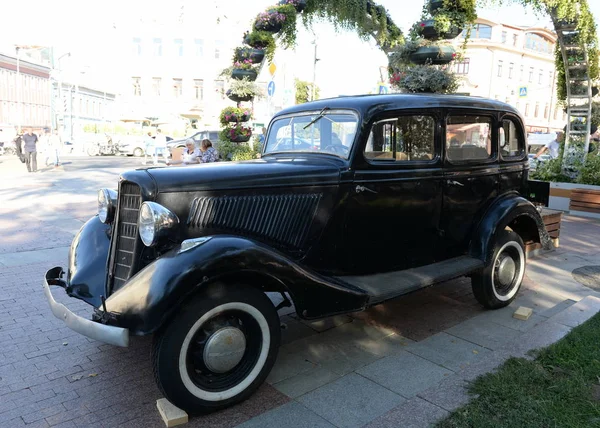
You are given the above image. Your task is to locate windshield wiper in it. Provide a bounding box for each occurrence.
[303,107,329,130]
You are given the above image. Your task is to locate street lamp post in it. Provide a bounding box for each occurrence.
[56,53,71,134]
[16,47,21,133]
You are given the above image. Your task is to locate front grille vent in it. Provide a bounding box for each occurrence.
[187,194,322,249]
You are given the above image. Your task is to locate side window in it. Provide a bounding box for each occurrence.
[365,115,435,162]
[446,115,493,162]
[499,119,524,159]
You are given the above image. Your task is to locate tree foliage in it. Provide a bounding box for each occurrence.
[294,79,320,104]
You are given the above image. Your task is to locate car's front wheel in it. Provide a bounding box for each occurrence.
[152,284,280,414]
[472,230,526,309]
[133,148,144,157]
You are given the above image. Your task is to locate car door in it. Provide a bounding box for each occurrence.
[343,111,444,275]
[441,111,499,257]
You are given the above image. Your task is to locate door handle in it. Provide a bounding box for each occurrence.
[447,180,464,187]
[355,185,377,194]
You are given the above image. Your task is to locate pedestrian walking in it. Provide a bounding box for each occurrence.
[13,130,24,163]
[39,130,51,166]
[153,129,168,165]
[143,132,154,165]
[22,128,39,172]
[49,129,63,167]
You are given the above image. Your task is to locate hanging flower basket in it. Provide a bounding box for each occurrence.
[231,69,258,81]
[418,20,462,40]
[409,46,456,65]
[231,135,252,143]
[225,124,253,143]
[234,48,265,64]
[254,11,286,33]
[226,90,253,103]
[220,107,253,124]
[278,0,306,13]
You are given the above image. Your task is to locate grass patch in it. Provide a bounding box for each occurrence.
[438,312,600,428]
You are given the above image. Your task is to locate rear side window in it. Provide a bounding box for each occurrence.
[365,115,435,162]
[499,119,524,159]
[446,115,493,162]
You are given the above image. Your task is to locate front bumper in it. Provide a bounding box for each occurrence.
[43,267,129,347]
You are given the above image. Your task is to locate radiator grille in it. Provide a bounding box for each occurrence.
[187,194,322,249]
[111,182,142,291]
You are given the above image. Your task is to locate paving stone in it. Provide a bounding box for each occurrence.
[351,333,414,357]
[364,397,449,428]
[499,321,572,358]
[297,314,353,333]
[404,332,490,372]
[469,307,547,333]
[236,401,335,428]
[279,316,318,346]
[297,373,405,428]
[417,374,473,412]
[445,316,521,350]
[539,299,578,318]
[357,351,453,398]
[273,367,340,398]
[266,349,317,385]
[454,349,514,382]
[548,295,600,327]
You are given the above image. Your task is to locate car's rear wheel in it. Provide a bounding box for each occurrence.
[133,147,144,157]
[152,284,280,414]
[472,230,526,309]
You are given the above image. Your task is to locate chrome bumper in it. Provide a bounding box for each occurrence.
[43,267,129,347]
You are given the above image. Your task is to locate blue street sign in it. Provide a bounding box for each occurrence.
[519,86,527,97]
[268,81,276,97]
[378,85,389,94]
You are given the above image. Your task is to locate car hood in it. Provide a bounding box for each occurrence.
[143,155,344,193]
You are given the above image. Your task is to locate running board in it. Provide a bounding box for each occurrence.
[335,256,484,305]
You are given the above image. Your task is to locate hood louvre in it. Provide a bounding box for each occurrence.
[187,194,322,249]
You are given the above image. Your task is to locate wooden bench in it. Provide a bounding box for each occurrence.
[569,188,600,218]
[525,208,562,257]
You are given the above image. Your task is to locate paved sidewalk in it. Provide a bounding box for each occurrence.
[1,158,600,427]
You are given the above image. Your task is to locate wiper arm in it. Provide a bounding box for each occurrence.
[303,107,329,130]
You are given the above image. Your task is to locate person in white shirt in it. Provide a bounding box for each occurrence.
[535,132,562,159]
[153,128,168,165]
[167,140,200,166]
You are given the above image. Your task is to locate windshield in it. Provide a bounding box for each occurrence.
[264,110,359,159]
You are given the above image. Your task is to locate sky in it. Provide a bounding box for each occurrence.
[1,0,599,98]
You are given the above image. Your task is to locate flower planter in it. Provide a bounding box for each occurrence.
[225,114,251,123]
[230,135,252,143]
[231,69,258,81]
[418,20,462,40]
[409,46,456,65]
[235,48,265,64]
[226,90,254,103]
[254,21,283,33]
[279,0,306,12]
[428,0,444,13]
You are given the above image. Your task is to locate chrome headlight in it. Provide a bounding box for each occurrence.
[97,189,118,224]
[138,202,179,247]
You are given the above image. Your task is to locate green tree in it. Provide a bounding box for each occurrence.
[295,79,320,104]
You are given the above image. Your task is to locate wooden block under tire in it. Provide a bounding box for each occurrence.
[157,398,188,427]
[513,306,533,321]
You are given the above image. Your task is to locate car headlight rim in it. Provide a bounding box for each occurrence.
[98,188,117,224]
[138,202,179,247]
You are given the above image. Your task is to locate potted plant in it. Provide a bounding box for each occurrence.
[243,31,276,61]
[226,78,262,103]
[234,47,265,64]
[410,45,456,65]
[266,4,297,48]
[278,0,307,13]
[254,10,286,33]
[417,19,462,40]
[389,65,459,94]
[219,107,253,125]
[222,124,253,143]
[231,59,258,81]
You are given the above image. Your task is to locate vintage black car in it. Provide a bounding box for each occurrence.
[43,94,551,414]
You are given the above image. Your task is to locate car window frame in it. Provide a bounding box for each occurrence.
[498,113,527,162]
[361,110,442,168]
[443,109,498,166]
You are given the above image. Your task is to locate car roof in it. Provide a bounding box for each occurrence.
[274,93,522,122]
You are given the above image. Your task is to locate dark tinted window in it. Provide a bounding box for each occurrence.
[446,115,492,162]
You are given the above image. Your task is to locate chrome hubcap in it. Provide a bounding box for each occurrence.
[203,327,247,373]
[497,255,516,287]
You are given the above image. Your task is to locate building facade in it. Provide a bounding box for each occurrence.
[452,18,566,133]
[0,52,51,134]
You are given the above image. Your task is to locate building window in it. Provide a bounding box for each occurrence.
[525,104,530,116]
[520,65,524,81]
[544,104,549,119]
[534,102,539,118]
[538,69,543,84]
[513,34,518,47]
[173,78,182,98]
[194,79,204,100]
[525,33,553,55]
[153,38,163,57]
[453,58,470,74]
[549,70,554,84]
[508,62,514,79]
[501,31,507,44]
[462,24,492,39]
[214,80,224,99]
[215,40,224,59]
[195,39,204,57]
[133,37,142,56]
[174,39,183,57]
[152,77,162,96]
[497,60,503,78]
[132,77,141,96]
[529,67,534,83]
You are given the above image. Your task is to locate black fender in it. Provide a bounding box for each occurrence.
[469,193,552,265]
[67,216,111,307]
[104,235,368,335]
